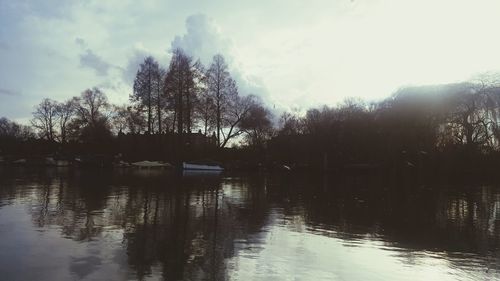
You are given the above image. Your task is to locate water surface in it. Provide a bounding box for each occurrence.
[0,168,499,280]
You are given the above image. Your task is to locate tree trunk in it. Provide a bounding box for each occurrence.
[204,116,208,136]
[186,89,191,133]
[177,89,183,135]
[148,70,152,134]
[172,109,177,133]
[157,82,162,134]
[216,95,221,147]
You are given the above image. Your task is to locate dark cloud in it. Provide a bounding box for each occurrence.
[23,1,75,19]
[0,88,31,121]
[79,49,111,76]
[75,37,86,48]
[0,88,21,96]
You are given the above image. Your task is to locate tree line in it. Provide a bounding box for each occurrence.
[2,50,273,152]
[1,49,500,172]
[124,50,273,148]
[268,77,500,173]
[275,79,500,153]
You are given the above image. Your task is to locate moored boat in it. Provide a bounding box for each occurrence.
[131,160,173,169]
[182,161,224,171]
[182,169,223,177]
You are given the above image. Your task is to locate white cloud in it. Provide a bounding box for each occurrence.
[171,14,227,65]
[121,45,170,85]
[170,14,271,105]
[122,50,148,84]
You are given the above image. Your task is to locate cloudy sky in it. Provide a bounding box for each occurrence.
[1,0,500,122]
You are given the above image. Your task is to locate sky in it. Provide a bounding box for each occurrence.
[1,0,500,123]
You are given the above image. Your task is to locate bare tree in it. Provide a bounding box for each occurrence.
[240,101,274,147]
[473,75,500,149]
[219,93,256,148]
[164,49,194,135]
[74,87,110,127]
[111,105,128,134]
[0,117,34,140]
[132,56,163,133]
[69,88,112,144]
[31,98,59,142]
[278,110,303,136]
[439,78,500,150]
[154,66,166,133]
[55,99,75,143]
[196,88,216,135]
[206,54,235,147]
[186,59,205,133]
[111,105,146,134]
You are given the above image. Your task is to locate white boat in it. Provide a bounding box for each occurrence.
[182,170,223,177]
[131,161,173,169]
[114,161,131,168]
[182,162,224,171]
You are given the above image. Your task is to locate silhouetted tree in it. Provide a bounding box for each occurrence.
[443,79,500,151]
[31,98,58,142]
[0,117,34,155]
[111,105,147,134]
[79,117,112,145]
[206,54,235,147]
[196,88,216,136]
[111,105,128,134]
[70,88,112,144]
[240,101,274,147]
[132,56,163,134]
[74,88,110,127]
[0,117,34,140]
[186,59,205,133]
[278,111,303,136]
[154,65,166,134]
[164,49,194,135]
[219,94,256,148]
[55,99,75,143]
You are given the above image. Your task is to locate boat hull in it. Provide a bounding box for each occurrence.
[131,161,172,169]
[182,163,224,171]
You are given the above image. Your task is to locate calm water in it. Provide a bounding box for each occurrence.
[0,168,499,281]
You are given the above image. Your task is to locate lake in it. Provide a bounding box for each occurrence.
[0,167,498,280]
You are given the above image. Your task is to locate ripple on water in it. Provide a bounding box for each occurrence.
[0,170,499,280]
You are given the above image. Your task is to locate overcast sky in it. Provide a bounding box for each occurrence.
[1,0,500,122]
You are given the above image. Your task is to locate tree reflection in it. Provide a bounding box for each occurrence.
[0,168,499,279]
[264,173,500,270]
